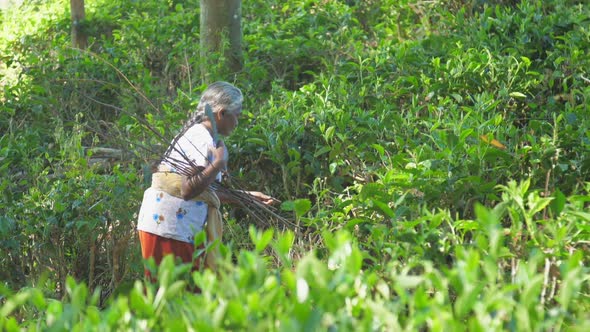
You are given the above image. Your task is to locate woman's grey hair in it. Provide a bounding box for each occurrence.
[186,81,243,127]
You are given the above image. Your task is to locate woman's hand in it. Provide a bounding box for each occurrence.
[247,191,279,206]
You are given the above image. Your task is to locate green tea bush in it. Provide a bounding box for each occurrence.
[0,119,142,297]
[1,0,589,328]
[2,207,589,330]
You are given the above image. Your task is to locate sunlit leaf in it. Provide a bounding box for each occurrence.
[509,92,527,98]
[293,199,311,217]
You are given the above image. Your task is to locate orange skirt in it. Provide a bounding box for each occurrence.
[137,230,204,279]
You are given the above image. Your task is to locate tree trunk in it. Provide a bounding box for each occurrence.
[200,0,242,82]
[70,0,87,49]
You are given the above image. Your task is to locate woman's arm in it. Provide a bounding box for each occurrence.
[180,141,227,200]
[216,189,278,206]
[180,163,223,200]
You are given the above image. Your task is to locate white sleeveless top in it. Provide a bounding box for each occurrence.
[137,124,222,243]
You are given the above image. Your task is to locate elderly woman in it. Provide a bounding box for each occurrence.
[137,81,275,276]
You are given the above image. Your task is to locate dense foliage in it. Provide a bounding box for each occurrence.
[1,0,589,330]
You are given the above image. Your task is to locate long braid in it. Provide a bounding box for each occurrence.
[160,111,202,163]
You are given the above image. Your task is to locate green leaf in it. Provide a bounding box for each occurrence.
[569,210,590,222]
[372,199,395,218]
[509,92,527,99]
[249,226,274,253]
[451,93,463,103]
[227,299,247,325]
[129,286,154,317]
[329,162,338,175]
[0,291,30,318]
[526,193,553,216]
[313,146,331,157]
[549,189,566,216]
[395,275,423,289]
[558,266,582,311]
[272,230,294,266]
[454,285,481,319]
[280,200,294,212]
[293,199,312,217]
[166,280,186,299]
[324,126,335,141]
[372,144,385,158]
[246,137,267,147]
